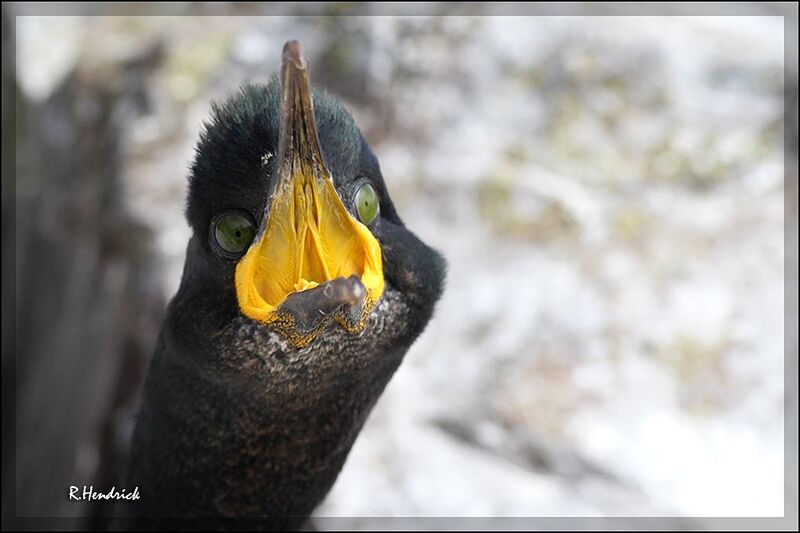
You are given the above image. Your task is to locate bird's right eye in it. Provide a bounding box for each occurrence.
[354,182,380,225]
[211,211,257,259]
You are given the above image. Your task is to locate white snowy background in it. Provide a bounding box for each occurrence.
[17,12,791,522]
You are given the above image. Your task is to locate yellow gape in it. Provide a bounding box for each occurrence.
[233,41,384,346]
[235,165,384,326]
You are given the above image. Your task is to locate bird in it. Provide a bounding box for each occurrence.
[119,41,445,529]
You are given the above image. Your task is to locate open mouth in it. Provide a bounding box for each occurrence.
[234,42,384,343]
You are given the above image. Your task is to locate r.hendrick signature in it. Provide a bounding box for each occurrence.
[69,485,140,501]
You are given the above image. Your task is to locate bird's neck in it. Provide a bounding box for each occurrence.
[123,304,403,529]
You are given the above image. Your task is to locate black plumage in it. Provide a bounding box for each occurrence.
[121,44,445,529]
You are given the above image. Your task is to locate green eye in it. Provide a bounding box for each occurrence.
[213,212,256,257]
[355,183,380,225]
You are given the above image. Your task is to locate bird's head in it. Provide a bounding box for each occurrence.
[181,41,445,357]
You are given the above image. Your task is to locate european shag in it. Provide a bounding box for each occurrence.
[121,41,445,528]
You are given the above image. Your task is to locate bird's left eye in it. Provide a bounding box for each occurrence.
[354,183,380,225]
[212,211,256,258]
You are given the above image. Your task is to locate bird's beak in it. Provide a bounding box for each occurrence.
[234,41,384,346]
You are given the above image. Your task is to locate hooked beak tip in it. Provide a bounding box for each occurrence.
[282,40,308,72]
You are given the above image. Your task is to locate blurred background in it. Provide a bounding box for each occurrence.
[4,4,797,529]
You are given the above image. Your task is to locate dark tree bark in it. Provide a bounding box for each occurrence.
[4,23,165,529]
